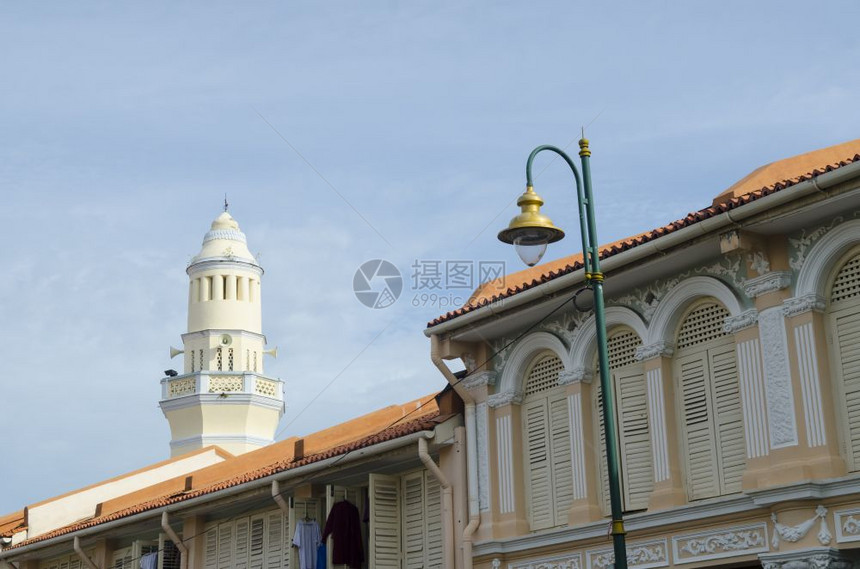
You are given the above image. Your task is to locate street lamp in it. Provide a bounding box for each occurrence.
[498,139,628,569]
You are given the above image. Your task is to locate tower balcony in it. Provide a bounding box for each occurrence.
[160,371,283,402]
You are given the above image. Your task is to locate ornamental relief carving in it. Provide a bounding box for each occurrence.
[771,505,831,549]
[833,508,860,543]
[609,254,745,323]
[507,554,583,569]
[758,307,799,448]
[635,341,675,361]
[742,271,792,298]
[673,523,768,563]
[586,539,668,569]
[723,309,759,334]
[487,390,523,408]
[789,216,845,271]
[783,294,826,317]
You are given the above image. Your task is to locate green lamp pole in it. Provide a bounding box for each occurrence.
[498,139,627,569]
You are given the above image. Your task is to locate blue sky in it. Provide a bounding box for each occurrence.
[1,1,859,514]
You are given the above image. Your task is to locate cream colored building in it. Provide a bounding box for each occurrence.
[426,139,860,569]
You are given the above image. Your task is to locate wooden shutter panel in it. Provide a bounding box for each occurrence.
[616,367,653,510]
[402,472,425,569]
[424,471,443,569]
[832,305,860,469]
[523,398,553,530]
[548,394,573,525]
[217,522,234,569]
[263,511,286,569]
[709,343,744,494]
[246,514,263,569]
[677,351,719,500]
[203,527,218,569]
[369,473,401,569]
[234,517,250,569]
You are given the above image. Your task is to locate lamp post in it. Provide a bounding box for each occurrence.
[498,139,628,569]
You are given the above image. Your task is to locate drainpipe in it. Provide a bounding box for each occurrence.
[160,512,188,569]
[418,437,454,569]
[431,335,480,569]
[72,536,99,569]
[271,480,290,515]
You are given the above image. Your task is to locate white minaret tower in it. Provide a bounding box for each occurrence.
[159,210,284,457]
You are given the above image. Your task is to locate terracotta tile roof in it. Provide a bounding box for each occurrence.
[427,141,860,328]
[5,401,442,549]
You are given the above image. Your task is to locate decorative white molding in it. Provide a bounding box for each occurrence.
[783,294,827,317]
[559,367,592,385]
[477,402,490,512]
[790,215,845,272]
[760,547,855,569]
[488,390,524,408]
[673,523,769,564]
[586,539,668,569]
[794,217,859,298]
[498,332,572,396]
[203,228,247,243]
[737,339,769,458]
[646,368,670,482]
[795,322,828,447]
[743,271,792,298]
[496,414,515,513]
[751,251,772,275]
[759,307,799,448]
[570,306,647,369]
[509,553,582,569]
[724,309,760,334]
[635,342,675,361]
[568,393,588,499]
[771,505,831,549]
[462,370,497,390]
[611,255,745,324]
[834,507,860,543]
[647,276,744,345]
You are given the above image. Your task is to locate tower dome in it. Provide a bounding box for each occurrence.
[160,210,283,457]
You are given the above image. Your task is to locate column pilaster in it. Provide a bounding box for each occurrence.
[559,367,602,522]
[635,342,687,509]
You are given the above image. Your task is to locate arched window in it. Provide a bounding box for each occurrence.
[674,299,744,500]
[593,327,652,513]
[521,352,571,530]
[828,248,860,470]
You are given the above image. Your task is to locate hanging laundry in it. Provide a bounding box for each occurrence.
[321,500,363,569]
[292,519,323,569]
[139,552,158,569]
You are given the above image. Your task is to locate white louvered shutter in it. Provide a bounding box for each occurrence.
[244,514,262,569]
[264,511,286,569]
[234,517,250,569]
[523,398,553,529]
[217,522,234,569]
[203,527,218,569]
[832,304,860,469]
[831,254,860,470]
[69,559,81,569]
[710,343,744,494]
[402,472,425,569]
[369,473,401,569]
[616,367,653,510]
[424,471,443,569]
[677,351,719,500]
[548,394,573,524]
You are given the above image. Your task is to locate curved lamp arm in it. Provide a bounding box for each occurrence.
[524,145,595,276]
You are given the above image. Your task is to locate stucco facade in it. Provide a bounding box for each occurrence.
[426,140,860,569]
